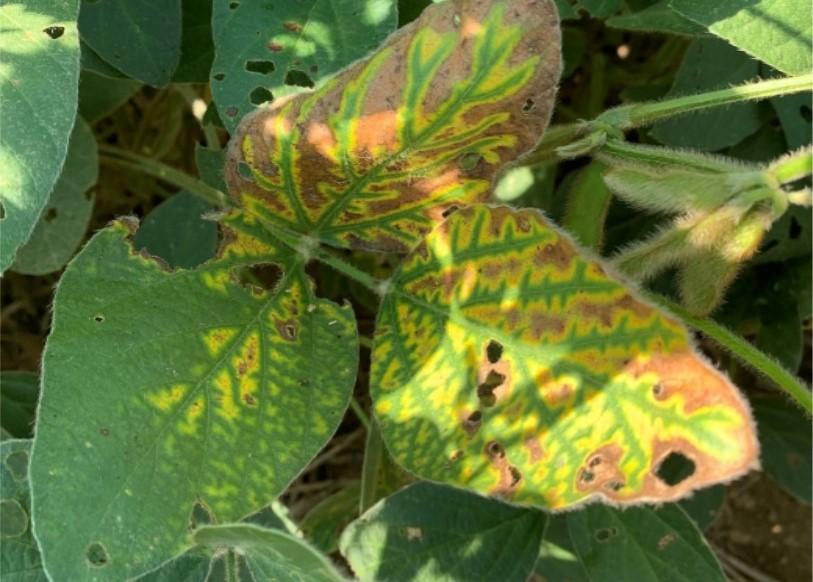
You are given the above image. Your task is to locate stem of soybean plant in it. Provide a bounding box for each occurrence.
[654,295,812,414]
[596,73,813,130]
[99,145,231,208]
[769,147,813,186]
[596,139,741,173]
[359,420,385,513]
[309,246,387,295]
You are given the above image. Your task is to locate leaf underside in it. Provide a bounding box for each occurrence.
[371,204,758,510]
[226,0,561,252]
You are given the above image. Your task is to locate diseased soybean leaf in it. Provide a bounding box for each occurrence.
[669,0,812,75]
[566,504,725,581]
[606,0,706,36]
[340,481,547,581]
[77,70,141,123]
[0,373,39,440]
[30,213,359,581]
[1,440,47,582]
[0,0,81,272]
[752,397,812,503]
[650,38,762,152]
[12,118,98,275]
[371,205,758,510]
[211,0,398,133]
[226,0,561,252]
[78,0,182,86]
[193,523,343,582]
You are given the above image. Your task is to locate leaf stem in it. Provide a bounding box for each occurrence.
[310,246,386,294]
[653,295,812,413]
[98,144,231,208]
[769,147,813,185]
[359,420,384,513]
[349,398,371,432]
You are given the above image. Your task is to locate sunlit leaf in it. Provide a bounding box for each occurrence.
[0,0,81,272]
[226,0,561,252]
[371,204,758,510]
[30,213,358,580]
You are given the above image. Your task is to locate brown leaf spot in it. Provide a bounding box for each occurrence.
[267,41,284,52]
[534,238,573,271]
[283,21,302,32]
[658,533,678,550]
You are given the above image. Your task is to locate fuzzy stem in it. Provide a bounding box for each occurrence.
[770,147,813,185]
[597,74,813,130]
[597,140,741,173]
[654,295,812,413]
[99,145,230,208]
[349,398,371,432]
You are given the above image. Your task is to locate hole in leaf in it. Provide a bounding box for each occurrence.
[486,339,503,363]
[655,451,696,486]
[93,314,105,323]
[44,207,57,222]
[594,527,618,543]
[309,64,318,74]
[477,370,505,407]
[522,98,535,113]
[213,72,226,81]
[458,151,482,172]
[509,465,522,486]
[225,106,239,118]
[86,542,110,567]
[229,1,239,8]
[43,25,64,39]
[789,216,802,239]
[237,161,253,179]
[605,480,625,491]
[4,451,28,481]
[0,201,5,219]
[240,263,283,290]
[579,469,595,483]
[800,105,812,123]
[188,500,213,531]
[245,60,275,75]
[0,500,28,538]
[441,205,459,219]
[485,440,505,459]
[249,87,273,106]
[284,69,314,88]
[588,455,602,467]
[463,410,482,436]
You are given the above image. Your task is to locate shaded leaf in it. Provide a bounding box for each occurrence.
[30,214,358,580]
[650,38,762,152]
[371,205,758,510]
[196,144,228,192]
[0,440,47,582]
[534,515,589,582]
[211,0,398,133]
[226,0,561,252]
[562,161,612,251]
[678,485,725,531]
[12,118,98,275]
[0,373,39,440]
[669,0,812,75]
[77,70,141,123]
[0,0,81,272]
[566,504,725,581]
[340,481,546,581]
[771,92,813,150]
[133,191,219,269]
[576,0,621,18]
[78,0,182,86]
[172,0,215,83]
[606,0,706,36]
[301,483,361,553]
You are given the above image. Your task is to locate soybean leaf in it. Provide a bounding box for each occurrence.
[78,70,141,123]
[196,144,228,192]
[78,0,182,86]
[650,38,762,152]
[193,523,343,582]
[79,39,128,79]
[566,504,725,581]
[0,373,38,441]
[172,0,215,83]
[0,0,81,272]
[30,213,359,580]
[133,191,219,270]
[771,92,813,150]
[534,515,589,582]
[752,397,812,503]
[678,485,725,531]
[1,440,46,582]
[210,0,398,133]
[301,482,361,553]
[371,205,758,510]
[12,118,98,276]
[576,0,621,19]
[606,0,706,36]
[669,0,812,76]
[562,161,612,251]
[340,481,547,581]
[226,0,561,252]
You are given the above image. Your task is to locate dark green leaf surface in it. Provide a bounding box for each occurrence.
[669,0,812,75]
[210,0,398,132]
[30,215,358,580]
[771,92,813,150]
[534,515,589,582]
[607,0,706,36]
[1,440,47,582]
[340,481,547,581]
[301,483,361,553]
[172,0,215,83]
[195,144,228,192]
[78,70,141,123]
[650,38,762,152]
[12,118,98,275]
[0,373,39,440]
[0,0,81,272]
[566,504,725,582]
[78,0,182,86]
[678,485,725,531]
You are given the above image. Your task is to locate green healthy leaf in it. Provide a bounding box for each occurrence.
[301,483,361,553]
[12,118,98,275]
[78,0,182,86]
[534,515,589,582]
[752,397,812,503]
[650,38,762,152]
[133,191,219,269]
[566,504,725,581]
[555,0,580,20]
[562,161,612,251]
[30,213,359,580]
[211,0,398,133]
[172,0,215,83]
[194,524,343,582]
[0,373,39,440]
[606,0,706,36]
[678,485,725,531]
[77,70,141,123]
[669,0,812,75]
[226,0,561,252]
[1,440,47,582]
[196,144,228,192]
[371,204,758,509]
[576,0,621,18]
[340,481,547,581]
[771,92,813,150]
[753,277,803,372]
[0,0,81,272]
[79,40,128,79]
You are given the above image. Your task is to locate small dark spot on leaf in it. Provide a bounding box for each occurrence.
[658,532,677,550]
[100,428,110,437]
[43,26,64,39]
[485,440,505,459]
[268,41,284,52]
[309,64,318,73]
[213,72,226,81]
[94,314,105,323]
[655,451,695,486]
[0,202,5,219]
[449,450,463,462]
[594,527,618,543]
[508,465,522,486]
[243,393,256,406]
[86,542,110,567]
[463,410,482,436]
[580,469,595,483]
[652,382,663,397]
[282,324,297,340]
[522,98,535,113]
[477,370,505,407]
[245,60,275,75]
[44,207,57,222]
[225,105,239,117]
[588,455,602,467]
[441,205,459,219]
[229,1,239,8]
[605,480,624,491]
[249,86,273,106]
[283,21,302,32]
[486,339,503,363]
